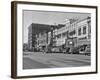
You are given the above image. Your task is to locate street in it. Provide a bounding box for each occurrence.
[23,52,91,69]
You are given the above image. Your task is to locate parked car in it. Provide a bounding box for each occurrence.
[70,46,80,54]
[51,47,60,53]
[79,45,91,56]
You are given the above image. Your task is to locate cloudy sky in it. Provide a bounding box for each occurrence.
[23,10,90,43]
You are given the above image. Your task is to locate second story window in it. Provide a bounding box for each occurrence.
[69,30,76,36]
[62,32,67,37]
[57,34,61,38]
[78,28,81,36]
[83,26,86,34]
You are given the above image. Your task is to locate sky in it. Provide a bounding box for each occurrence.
[23,10,90,43]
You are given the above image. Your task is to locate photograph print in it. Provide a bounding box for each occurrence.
[23,10,91,69]
[11,1,97,78]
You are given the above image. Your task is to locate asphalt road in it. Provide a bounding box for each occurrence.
[23,52,91,69]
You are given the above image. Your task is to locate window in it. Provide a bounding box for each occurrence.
[62,32,67,37]
[57,34,61,38]
[78,28,81,35]
[83,26,86,34]
[88,22,91,34]
[69,30,76,36]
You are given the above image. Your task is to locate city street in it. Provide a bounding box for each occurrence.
[23,52,91,69]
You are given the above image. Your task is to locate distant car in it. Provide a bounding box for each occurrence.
[79,45,91,56]
[79,48,85,54]
[51,47,60,53]
[84,45,91,56]
[71,47,80,54]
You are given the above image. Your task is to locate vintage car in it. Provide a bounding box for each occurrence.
[79,45,91,56]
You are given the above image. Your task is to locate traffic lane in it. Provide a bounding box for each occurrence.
[23,57,90,69]
[24,52,90,63]
[47,58,90,67]
[23,53,90,69]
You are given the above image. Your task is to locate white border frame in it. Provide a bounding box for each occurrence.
[16,3,96,77]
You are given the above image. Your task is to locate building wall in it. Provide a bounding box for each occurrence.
[28,17,91,51]
[28,24,33,50]
[53,17,91,47]
[28,23,38,50]
[54,25,67,46]
[47,32,51,45]
[28,23,52,51]
[36,32,48,48]
[76,17,91,46]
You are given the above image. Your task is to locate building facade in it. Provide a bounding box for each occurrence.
[36,32,48,51]
[28,17,91,52]
[28,23,52,51]
[53,17,91,51]
[35,25,57,51]
[28,24,33,50]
